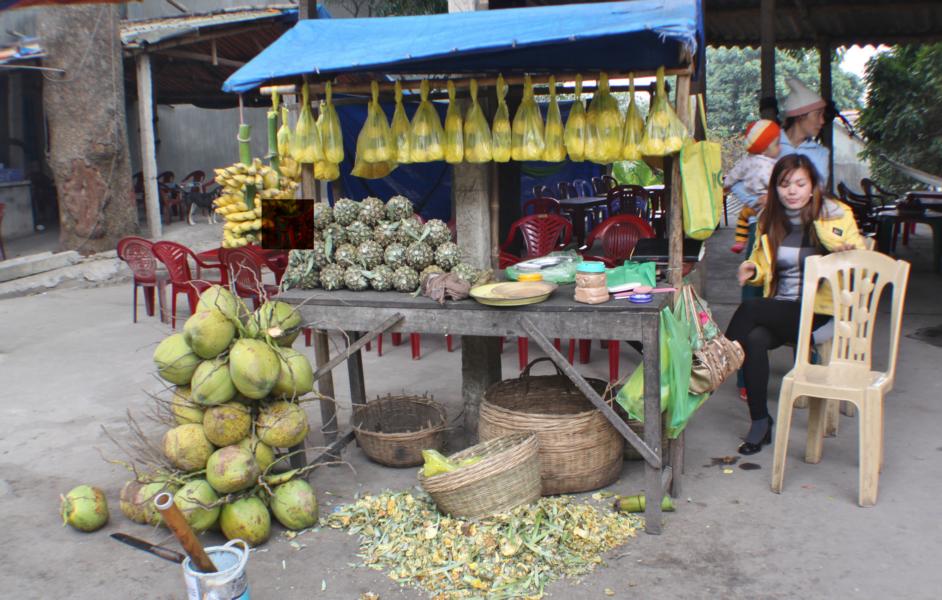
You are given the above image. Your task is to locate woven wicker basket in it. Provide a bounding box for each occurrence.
[479,358,624,495]
[352,394,446,467]
[419,433,541,519]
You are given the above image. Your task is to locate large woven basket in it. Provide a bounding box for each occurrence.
[419,433,541,519]
[479,358,624,495]
[352,394,446,467]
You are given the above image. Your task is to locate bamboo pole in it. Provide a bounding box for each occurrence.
[669,74,692,296]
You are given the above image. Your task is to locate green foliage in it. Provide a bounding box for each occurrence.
[857,44,942,191]
[613,160,662,186]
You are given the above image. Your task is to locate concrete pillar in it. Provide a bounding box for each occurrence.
[135,53,161,239]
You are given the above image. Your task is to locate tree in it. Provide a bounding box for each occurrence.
[38,4,136,254]
[857,44,942,191]
[325,0,446,17]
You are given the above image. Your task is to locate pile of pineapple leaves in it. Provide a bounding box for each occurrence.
[326,490,641,599]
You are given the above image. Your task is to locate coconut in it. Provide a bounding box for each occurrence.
[220,497,270,547]
[170,387,203,425]
[190,358,237,406]
[270,479,319,530]
[162,424,215,472]
[196,285,244,321]
[256,401,309,448]
[238,436,276,472]
[60,485,108,532]
[183,309,236,359]
[174,479,220,533]
[153,333,201,385]
[271,347,314,400]
[229,339,281,400]
[119,478,176,525]
[248,301,302,347]
[202,402,252,447]
[205,445,260,494]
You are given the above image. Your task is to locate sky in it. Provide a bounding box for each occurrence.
[840,45,889,78]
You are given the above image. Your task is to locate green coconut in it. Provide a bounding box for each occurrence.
[256,401,309,448]
[270,479,319,530]
[170,387,203,425]
[60,485,109,532]
[190,358,237,406]
[271,347,314,400]
[205,445,260,494]
[119,477,177,526]
[238,436,276,472]
[196,285,244,321]
[248,301,302,347]
[220,497,270,547]
[162,424,215,472]
[202,402,252,447]
[183,309,236,359]
[153,333,201,385]
[174,479,220,533]
[229,338,280,400]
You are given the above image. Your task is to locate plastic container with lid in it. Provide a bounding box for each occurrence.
[517,272,544,282]
[574,261,609,304]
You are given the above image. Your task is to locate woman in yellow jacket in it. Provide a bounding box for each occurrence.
[726,153,867,455]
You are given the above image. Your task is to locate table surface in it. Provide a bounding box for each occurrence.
[558,195,608,207]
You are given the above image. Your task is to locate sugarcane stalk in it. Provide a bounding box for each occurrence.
[266,90,280,173]
[237,123,256,210]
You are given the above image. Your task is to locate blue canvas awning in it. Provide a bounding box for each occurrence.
[223,0,702,93]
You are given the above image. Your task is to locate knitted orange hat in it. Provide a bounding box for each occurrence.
[744,119,781,154]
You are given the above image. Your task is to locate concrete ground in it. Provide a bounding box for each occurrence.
[1,221,941,599]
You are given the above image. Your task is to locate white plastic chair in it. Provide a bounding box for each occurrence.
[771,250,910,506]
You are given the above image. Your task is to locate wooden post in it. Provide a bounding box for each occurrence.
[819,40,834,193]
[668,74,692,294]
[135,53,161,239]
[760,0,776,118]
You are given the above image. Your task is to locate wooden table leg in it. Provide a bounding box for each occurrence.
[313,330,338,461]
[346,330,367,409]
[642,314,663,534]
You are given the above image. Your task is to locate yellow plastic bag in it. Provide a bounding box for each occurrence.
[585,72,623,164]
[291,82,324,164]
[314,160,339,181]
[321,82,344,164]
[491,74,512,163]
[277,106,292,160]
[409,79,444,162]
[352,89,397,179]
[511,74,545,161]
[359,81,394,163]
[463,79,492,163]
[391,80,412,164]
[443,81,464,164]
[622,74,644,160]
[680,95,722,240]
[641,67,689,156]
[564,74,587,162]
[542,76,566,162]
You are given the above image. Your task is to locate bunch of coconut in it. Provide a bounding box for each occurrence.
[121,285,320,546]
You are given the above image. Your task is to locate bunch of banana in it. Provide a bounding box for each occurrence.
[213,157,301,248]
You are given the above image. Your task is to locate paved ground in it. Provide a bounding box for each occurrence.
[1,221,941,599]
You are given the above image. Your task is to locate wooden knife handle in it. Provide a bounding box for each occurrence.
[154,492,217,573]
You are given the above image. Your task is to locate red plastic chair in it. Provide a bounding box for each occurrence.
[116,236,164,322]
[151,241,227,328]
[158,171,185,224]
[221,247,280,310]
[498,214,572,269]
[522,196,562,215]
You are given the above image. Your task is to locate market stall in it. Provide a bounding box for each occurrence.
[221,0,705,536]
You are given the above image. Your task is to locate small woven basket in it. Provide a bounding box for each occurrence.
[419,433,541,519]
[479,358,623,495]
[352,394,446,467]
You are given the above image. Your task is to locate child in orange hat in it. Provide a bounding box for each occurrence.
[725,119,782,253]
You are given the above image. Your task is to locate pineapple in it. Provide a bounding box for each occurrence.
[423,219,452,248]
[343,267,370,291]
[311,240,330,268]
[452,262,480,285]
[320,263,346,290]
[420,264,445,282]
[345,220,373,246]
[434,241,461,271]
[323,222,346,246]
[405,241,434,271]
[368,264,395,291]
[358,196,386,226]
[312,202,333,229]
[392,266,420,293]
[384,243,407,269]
[333,243,358,267]
[386,194,414,221]
[299,268,320,289]
[357,240,384,269]
[333,197,359,226]
[372,220,399,247]
[395,216,423,244]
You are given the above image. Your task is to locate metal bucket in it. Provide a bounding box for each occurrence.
[182,539,250,600]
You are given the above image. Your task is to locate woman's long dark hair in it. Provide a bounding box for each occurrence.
[758,153,824,296]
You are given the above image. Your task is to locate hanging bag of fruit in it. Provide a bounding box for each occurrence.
[353,90,397,179]
[321,82,344,164]
[542,76,566,162]
[564,74,587,162]
[622,74,645,160]
[409,79,445,162]
[463,79,492,163]
[277,105,292,161]
[585,72,623,164]
[290,82,324,164]
[511,74,545,161]
[314,105,340,181]
[640,67,689,156]
[443,81,464,164]
[360,81,394,163]
[491,74,512,163]
[391,80,412,164]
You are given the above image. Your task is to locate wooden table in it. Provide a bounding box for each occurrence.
[277,286,679,534]
[875,209,942,273]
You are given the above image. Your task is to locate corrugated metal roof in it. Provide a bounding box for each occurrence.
[121,5,297,48]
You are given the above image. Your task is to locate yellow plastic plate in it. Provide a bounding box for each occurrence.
[469,281,558,307]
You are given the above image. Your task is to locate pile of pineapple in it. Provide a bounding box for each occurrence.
[281,195,487,294]
[213,157,301,249]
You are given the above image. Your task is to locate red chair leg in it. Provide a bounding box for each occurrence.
[567,339,576,364]
[608,340,619,382]
[579,339,592,364]
[392,333,403,346]
[366,340,372,352]
[517,337,528,372]
[446,334,453,352]
[303,328,312,347]
[170,293,178,329]
[499,337,505,353]
[132,284,139,323]
[377,334,383,357]
[411,333,421,360]
[144,286,156,317]
[553,338,561,352]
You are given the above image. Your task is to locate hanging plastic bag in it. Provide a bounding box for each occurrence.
[352,121,397,179]
[359,81,394,163]
[585,72,623,164]
[564,74,587,162]
[463,79,492,163]
[390,80,412,164]
[511,74,545,161]
[641,66,689,156]
[313,107,339,181]
[491,74,512,163]
[680,95,723,239]
[409,79,444,162]
[443,81,464,164]
[277,106,292,160]
[542,76,566,162]
[622,74,644,160]
[291,82,324,164]
[321,82,344,164]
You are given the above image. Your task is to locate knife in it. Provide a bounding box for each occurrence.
[111,532,186,564]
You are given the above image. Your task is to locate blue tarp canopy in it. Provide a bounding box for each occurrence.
[223,0,702,93]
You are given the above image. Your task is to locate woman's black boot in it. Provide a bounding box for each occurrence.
[738,417,773,456]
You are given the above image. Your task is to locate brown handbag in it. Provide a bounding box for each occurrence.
[683,285,745,395]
